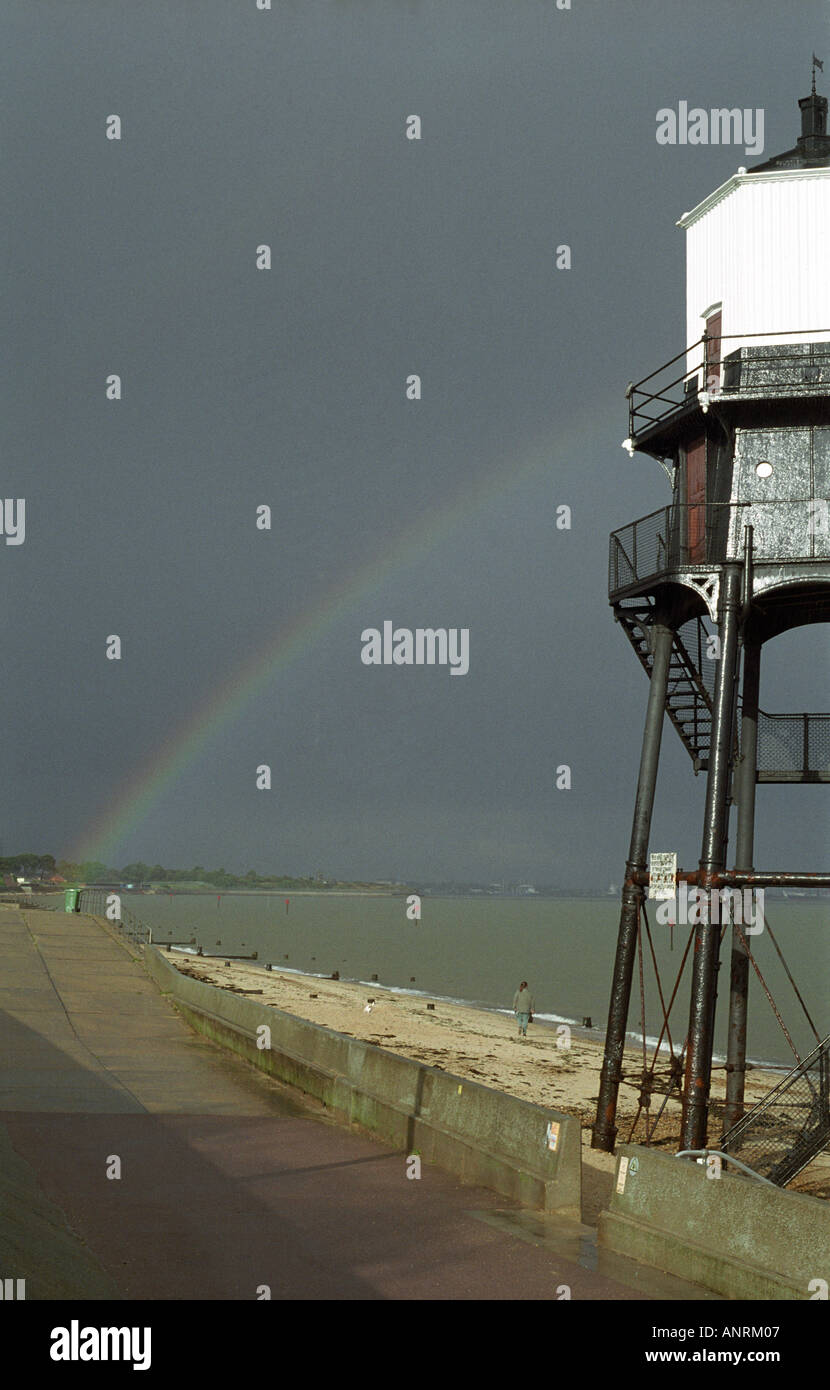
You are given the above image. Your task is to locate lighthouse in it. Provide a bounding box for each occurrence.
[592,70,830,1157]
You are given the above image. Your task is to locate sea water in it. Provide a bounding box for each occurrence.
[127,892,829,1069]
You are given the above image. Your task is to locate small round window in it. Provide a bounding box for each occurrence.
[755,461,773,478]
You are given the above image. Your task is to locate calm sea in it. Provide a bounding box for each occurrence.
[126,892,829,1069]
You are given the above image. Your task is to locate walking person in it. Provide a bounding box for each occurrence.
[513,980,534,1038]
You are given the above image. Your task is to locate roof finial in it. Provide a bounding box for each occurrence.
[812,53,824,96]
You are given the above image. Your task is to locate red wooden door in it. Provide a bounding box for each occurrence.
[687,436,706,561]
[705,311,722,391]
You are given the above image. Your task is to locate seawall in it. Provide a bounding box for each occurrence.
[144,944,583,1218]
[599,1144,830,1300]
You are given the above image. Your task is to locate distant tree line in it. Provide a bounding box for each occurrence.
[111,863,321,890]
[0,853,57,878]
[1,854,323,890]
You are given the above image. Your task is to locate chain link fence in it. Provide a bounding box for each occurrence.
[755,712,830,781]
[721,1035,830,1186]
[609,506,676,594]
[610,499,828,601]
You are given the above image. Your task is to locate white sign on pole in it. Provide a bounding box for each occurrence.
[649,851,677,900]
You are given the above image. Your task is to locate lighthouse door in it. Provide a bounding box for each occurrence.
[687,436,707,561]
[705,311,722,392]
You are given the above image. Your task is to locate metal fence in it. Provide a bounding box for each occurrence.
[756,712,830,783]
[720,1034,830,1186]
[629,331,830,438]
[609,499,830,599]
[77,888,151,946]
[608,504,730,594]
[0,894,58,909]
[609,506,677,594]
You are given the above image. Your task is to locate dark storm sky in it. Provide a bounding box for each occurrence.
[3,0,829,883]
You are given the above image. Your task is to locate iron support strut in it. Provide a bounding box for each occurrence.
[724,635,760,1131]
[629,867,830,889]
[592,621,674,1152]
[682,564,743,1151]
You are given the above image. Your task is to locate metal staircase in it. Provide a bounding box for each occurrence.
[720,1035,830,1186]
[616,603,716,770]
[616,604,830,783]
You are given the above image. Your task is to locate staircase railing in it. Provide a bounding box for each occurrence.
[720,1033,830,1187]
[616,607,718,768]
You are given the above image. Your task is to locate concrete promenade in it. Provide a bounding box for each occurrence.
[0,905,711,1300]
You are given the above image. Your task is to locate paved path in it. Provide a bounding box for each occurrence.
[0,904,713,1301]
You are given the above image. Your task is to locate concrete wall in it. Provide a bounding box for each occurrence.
[599,1143,830,1300]
[144,946,581,1218]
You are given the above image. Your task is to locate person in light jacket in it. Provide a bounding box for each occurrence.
[512,981,534,1037]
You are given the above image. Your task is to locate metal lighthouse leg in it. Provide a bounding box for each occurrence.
[723,633,760,1131]
[681,563,742,1151]
[592,619,674,1152]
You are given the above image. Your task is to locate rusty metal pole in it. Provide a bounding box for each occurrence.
[592,620,674,1152]
[724,636,760,1131]
[682,564,742,1151]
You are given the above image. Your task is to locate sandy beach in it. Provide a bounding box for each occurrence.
[165,950,830,1218]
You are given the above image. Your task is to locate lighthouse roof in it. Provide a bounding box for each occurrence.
[677,84,830,229]
[676,164,830,229]
[753,87,830,171]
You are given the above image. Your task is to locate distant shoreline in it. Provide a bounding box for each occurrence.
[11,886,830,902]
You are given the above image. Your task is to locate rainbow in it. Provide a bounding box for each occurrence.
[71,405,617,865]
